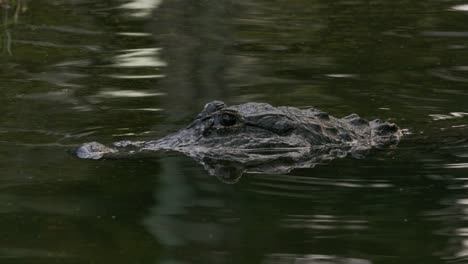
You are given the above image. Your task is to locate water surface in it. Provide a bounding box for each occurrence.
[1,0,468,263]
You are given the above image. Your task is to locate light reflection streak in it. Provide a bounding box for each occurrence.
[19,90,79,104]
[431,69,468,83]
[282,214,368,230]
[246,174,393,200]
[451,5,468,11]
[429,112,468,121]
[112,133,136,137]
[112,48,167,68]
[263,253,372,264]
[97,90,165,98]
[13,40,100,51]
[120,0,162,17]
[445,163,468,169]
[325,74,357,78]
[251,174,393,189]
[454,198,468,258]
[443,163,468,260]
[455,66,468,71]
[422,31,468,37]
[111,108,162,112]
[116,32,152,37]
[105,74,164,79]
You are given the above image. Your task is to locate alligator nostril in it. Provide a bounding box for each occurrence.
[75,142,116,159]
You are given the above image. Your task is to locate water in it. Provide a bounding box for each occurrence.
[0,0,467,263]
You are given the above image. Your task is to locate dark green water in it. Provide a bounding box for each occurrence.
[1,0,468,263]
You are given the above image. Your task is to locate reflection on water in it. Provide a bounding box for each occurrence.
[1,0,27,53]
[250,173,394,196]
[111,48,166,68]
[430,112,468,121]
[281,214,368,230]
[0,0,468,263]
[263,254,371,264]
[445,163,468,169]
[97,89,165,98]
[120,0,162,17]
[450,5,468,12]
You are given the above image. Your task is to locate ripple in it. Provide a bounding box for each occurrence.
[53,59,90,67]
[451,5,468,11]
[325,74,357,78]
[111,48,167,68]
[246,174,393,198]
[116,32,152,37]
[14,40,99,51]
[18,90,78,104]
[430,68,468,83]
[97,89,165,98]
[252,174,394,188]
[445,163,468,169]
[422,31,468,37]
[263,253,372,264]
[0,247,70,258]
[430,112,468,121]
[27,71,87,88]
[119,0,163,17]
[111,108,162,112]
[105,74,164,79]
[0,127,105,146]
[29,25,102,35]
[282,214,368,230]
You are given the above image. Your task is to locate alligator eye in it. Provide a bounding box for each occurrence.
[220,113,237,127]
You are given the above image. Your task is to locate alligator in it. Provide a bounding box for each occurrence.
[76,101,402,182]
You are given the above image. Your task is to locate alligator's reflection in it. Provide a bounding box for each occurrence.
[189,146,361,183]
[76,101,401,182]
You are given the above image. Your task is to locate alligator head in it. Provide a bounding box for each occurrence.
[76,101,402,182]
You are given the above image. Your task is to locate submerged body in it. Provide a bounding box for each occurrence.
[76,101,402,180]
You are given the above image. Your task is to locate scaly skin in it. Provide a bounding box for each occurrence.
[76,101,402,180]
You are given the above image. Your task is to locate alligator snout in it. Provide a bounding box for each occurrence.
[75,142,117,159]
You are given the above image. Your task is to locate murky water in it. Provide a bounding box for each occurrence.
[1,0,468,263]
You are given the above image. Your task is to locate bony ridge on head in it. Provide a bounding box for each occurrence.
[197,100,226,119]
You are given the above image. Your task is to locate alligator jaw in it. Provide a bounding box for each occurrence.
[141,128,202,151]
